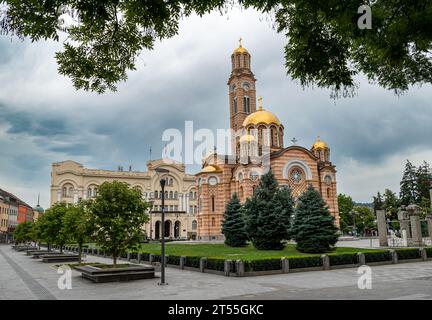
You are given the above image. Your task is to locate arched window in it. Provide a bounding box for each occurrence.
[165,191,168,199]
[327,188,331,198]
[233,98,237,113]
[93,188,98,197]
[62,187,67,197]
[211,217,216,227]
[243,96,250,113]
[192,220,197,230]
[169,191,173,199]
[189,191,193,199]
[194,192,197,200]
[87,188,92,198]
[174,191,178,199]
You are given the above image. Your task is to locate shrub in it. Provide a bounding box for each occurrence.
[141,253,150,261]
[244,259,281,272]
[395,248,421,260]
[206,258,225,271]
[364,251,392,263]
[328,253,358,266]
[288,256,322,269]
[184,256,201,268]
[166,255,181,265]
[425,247,432,258]
[129,252,138,260]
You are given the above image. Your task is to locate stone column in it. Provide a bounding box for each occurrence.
[427,215,432,240]
[410,215,423,246]
[400,219,411,239]
[376,210,388,247]
[281,258,289,273]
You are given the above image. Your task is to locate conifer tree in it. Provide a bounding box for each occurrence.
[244,170,293,250]
[221,193,248,247]
[291,184,339,253]
[399,160,418,206]
[416,161,431,206]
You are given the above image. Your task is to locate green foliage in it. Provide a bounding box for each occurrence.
[425,247,432,258]
[206,258,225,271]
[288,256,322,269]
[383,189,400,220]
[166,255,180,265]
[291,185,339,253]
[364,251,392,263]
[372,191,384,212]
[221,193,248,247]
[338,194,355,234]
[13,221,34,244]
[37,202,69,250]
[4,1,431,95]
[90,180,150,264]
[352,205,376,236]
[244,170,293,250]
[244,259,281,272]
[395,248,422,260]
[184,256,201,268]
[62,200,94,262]
[328,253,358,266]
[400,160,419,206]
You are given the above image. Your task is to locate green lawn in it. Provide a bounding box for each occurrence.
[136,243,378,260]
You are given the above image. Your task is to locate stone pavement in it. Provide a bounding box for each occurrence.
[1,244,432,300]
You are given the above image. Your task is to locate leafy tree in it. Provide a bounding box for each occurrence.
[13,221,34,244]
[62,200,94,263]
[352,206,376,236]
[337,194,355,234]
[1,1,431,95]
[291,184,338,253]
[244,170,293,250]
[383,189,399,221]
[400,160,419,206]
[221,193,248,247]
[416,161,431,206]
[91,181,150,265]
[372,191,384,213]
[39,202,69,252]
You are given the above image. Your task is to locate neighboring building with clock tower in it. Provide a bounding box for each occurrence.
[196,40,340,240]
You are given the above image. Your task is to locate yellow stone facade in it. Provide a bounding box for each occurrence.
[50,159,198,240]
[196,42,340,240]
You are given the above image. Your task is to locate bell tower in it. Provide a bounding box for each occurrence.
[228,39,257,133]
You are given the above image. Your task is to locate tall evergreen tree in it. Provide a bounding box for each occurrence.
[291,185,339,253]
[221,193,248,247]
[400,160,418,206]
[244,170,293,250]
[383,189,400,220]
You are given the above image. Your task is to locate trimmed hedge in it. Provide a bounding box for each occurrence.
[289,256,322,269]
[395,248,421,260]
[141,253,150,261]
[129,252,138,260]
[184,256,201,268]
[244,259,281,272]
[206,258,225,271]
[328,253,358,266]
[167,255,181,265]
[364,251,392,263]
[425,247,432,258]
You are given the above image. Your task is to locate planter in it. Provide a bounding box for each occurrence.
[74,264,155,283]
[41,254,80,263]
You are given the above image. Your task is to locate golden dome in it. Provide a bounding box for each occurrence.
[239,134,256,143]
[242,97,281,127]
[312,136,329,149]
[201,165,222,173]
[233,38,248,54]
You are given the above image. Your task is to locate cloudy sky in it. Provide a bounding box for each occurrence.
[0,7,431,208]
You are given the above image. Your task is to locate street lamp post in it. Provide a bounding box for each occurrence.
[155,167,169,285]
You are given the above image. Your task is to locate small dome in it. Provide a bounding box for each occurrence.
[239,134,256,143]
[312,136,329,150]
[201,165,222,173]
[33,205,44,213]
[233,38,248,54]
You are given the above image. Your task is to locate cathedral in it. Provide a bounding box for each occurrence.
[196,41,340,240]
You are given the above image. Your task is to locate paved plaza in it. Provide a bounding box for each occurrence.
[1,244,432,300]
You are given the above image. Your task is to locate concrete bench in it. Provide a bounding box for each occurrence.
[41,255,80,263]
[74,264,155,283]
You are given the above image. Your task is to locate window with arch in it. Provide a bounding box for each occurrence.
[164,191,168,199]
[174,191,178,199]
[169,191,173,199]
[189,191,193,199]
[192,220,197,230]
[211,217,216,227]
[290,167,304,184]
[243,96,250,113]
[87,188,92,198]
[327,188,331,198]
[155,190,158,199]
[233,98,237,113]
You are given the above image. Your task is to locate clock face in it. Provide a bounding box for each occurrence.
[208,177,218,186]
[242,82,250,91]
